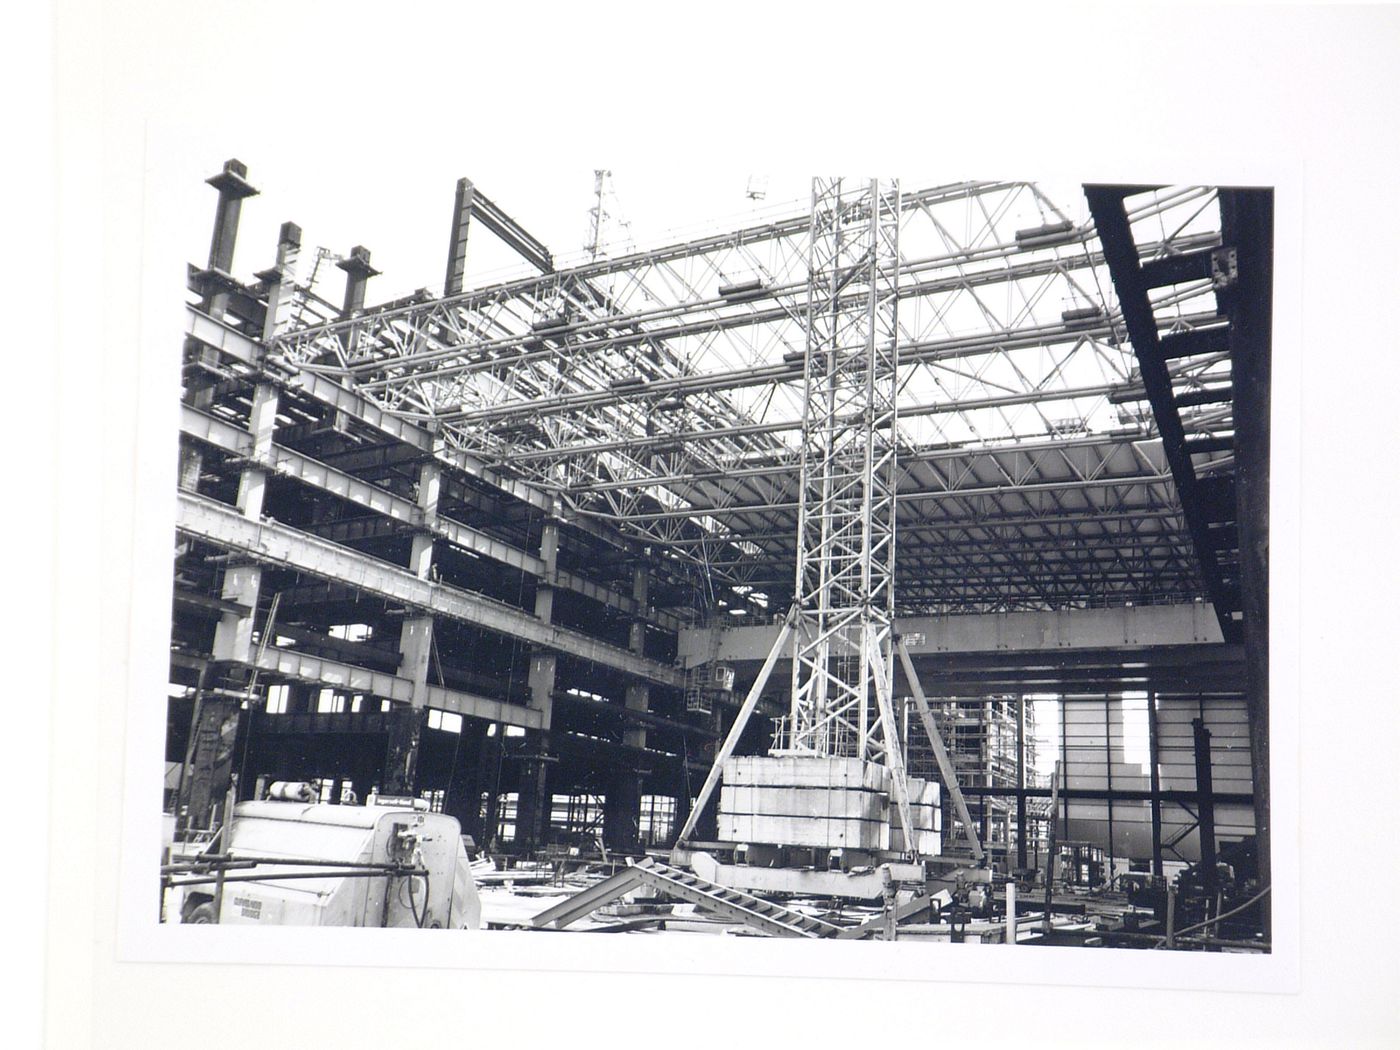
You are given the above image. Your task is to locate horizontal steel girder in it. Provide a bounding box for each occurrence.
[184,304,639,558]
[186,306,261,366]
[174,492,685,688]
[678,603,1225,666]
[580,471,1180,525]
[561,429,1168,495]
[253,645,543,729]
[721,646,1244,697]
[500,342,1223,466]
[290,220,1212,394]
[957,784,1253,806]
[168,644,542,728]
[179,406,679,631]
[417,313,1173,429]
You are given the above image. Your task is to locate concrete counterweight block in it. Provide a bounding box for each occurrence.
[718,754,940,855]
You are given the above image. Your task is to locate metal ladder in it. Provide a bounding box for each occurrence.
[530,856,841,939]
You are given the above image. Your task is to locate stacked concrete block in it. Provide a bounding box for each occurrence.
[890,777,943,856]
[718,755,942,856]
[719,755,889,849]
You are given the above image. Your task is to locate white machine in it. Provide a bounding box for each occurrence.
[169,796,481,929]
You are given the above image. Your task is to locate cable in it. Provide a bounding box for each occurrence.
[401,869,431,929]
[1154,884,1270,948]
[441,715,465,813]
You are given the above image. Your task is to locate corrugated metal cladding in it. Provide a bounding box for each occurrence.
[1057,695,1252,865]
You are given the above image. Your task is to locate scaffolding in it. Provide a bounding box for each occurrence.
[904,696,1048,863]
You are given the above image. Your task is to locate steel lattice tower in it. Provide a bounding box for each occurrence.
[785,178,899,754]
[782,178,915,836]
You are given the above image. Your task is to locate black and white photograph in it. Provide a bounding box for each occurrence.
[160,169,1274,953]
[18,3,1400,1048]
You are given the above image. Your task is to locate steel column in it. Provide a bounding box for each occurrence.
[1149,691,1164,876]
[203,158,258,298]
[337,245,379,317]
[1220,187,1273,937]
[444,177,476,297]
[1192,717,1218,900]
[1016,696,1027,869]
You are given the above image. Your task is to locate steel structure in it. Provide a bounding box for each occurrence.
[785,178,903,765]
[268,181,1227,620]
[169,163,1265,923]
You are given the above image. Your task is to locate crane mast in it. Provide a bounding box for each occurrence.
[782,177,915,841]
[676,178,920,854]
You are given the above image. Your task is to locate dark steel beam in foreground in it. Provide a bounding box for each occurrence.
[1084,186,1236,641]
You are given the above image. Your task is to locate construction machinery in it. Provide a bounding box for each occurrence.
[669,179,990,904]
[1124,837,1264,941]
[163,790,481,929]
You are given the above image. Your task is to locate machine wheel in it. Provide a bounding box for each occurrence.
[183,900,217,924]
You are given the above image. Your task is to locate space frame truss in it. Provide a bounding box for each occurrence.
[263,181,1229,616]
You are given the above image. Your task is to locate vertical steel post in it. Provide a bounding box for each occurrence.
[1005,879,1017,944]
[337,245,378,317]
[880,864,897,941]
[481,726,504,849]
[185,161,259,499]
[173,662,209,840]
[1220,188,1273,938]
[195,221,295,825]
[204,159,258,287]
[1016,696,1027,870]
[1105,699,1115,885]
[211,791,237,923]
[1149,692,1164,877]
[444,177,476,296]
[608,564,652,851]
[1043,760,1061,936]
[382,707,425,798]
[1193,717,1218,901]
[519,521,561,852]
[980,700,992,848]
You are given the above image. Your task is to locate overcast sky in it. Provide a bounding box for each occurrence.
[165,147,1104,311]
